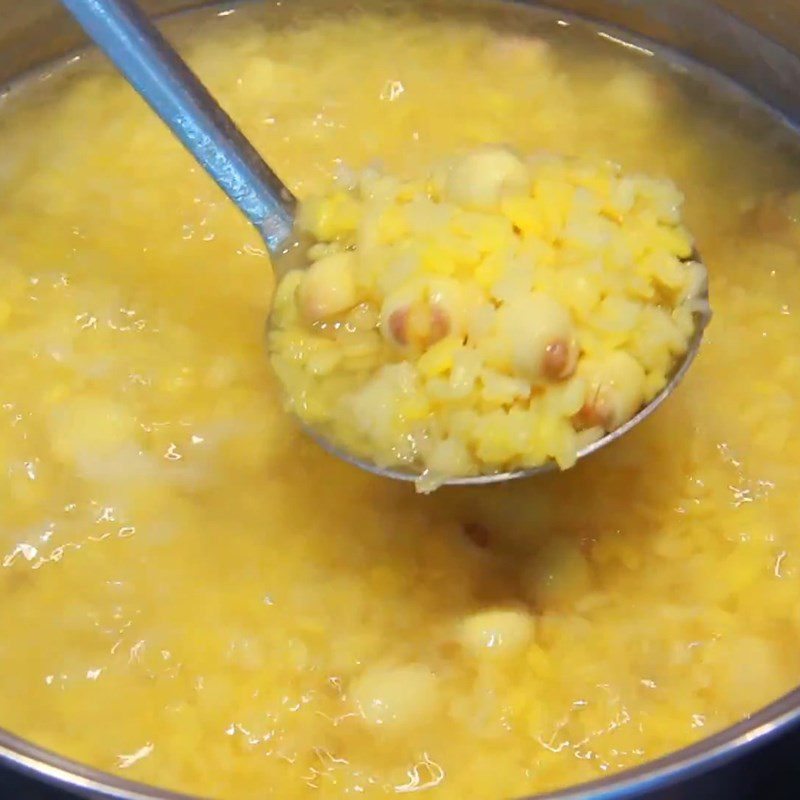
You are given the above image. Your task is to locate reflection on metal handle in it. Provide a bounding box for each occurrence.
[59,0,295,252]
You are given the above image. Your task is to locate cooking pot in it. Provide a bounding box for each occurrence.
[1,1,800,798]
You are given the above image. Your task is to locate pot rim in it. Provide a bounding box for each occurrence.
[2,686,800,799]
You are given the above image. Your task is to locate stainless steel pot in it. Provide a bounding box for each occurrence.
[1,1,800,798]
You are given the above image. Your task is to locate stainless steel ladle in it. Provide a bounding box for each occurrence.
[60,0,711,487]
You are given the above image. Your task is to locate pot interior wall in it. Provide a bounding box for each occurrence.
[3,0,800,127]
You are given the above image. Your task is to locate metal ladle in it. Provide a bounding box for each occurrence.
[61,0,711,487]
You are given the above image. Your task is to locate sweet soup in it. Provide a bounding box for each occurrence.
[2,2,800,798]
[269,148,706,489]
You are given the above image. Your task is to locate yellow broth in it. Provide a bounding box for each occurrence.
[1,2,800,797]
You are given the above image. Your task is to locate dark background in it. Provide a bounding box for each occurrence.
[1,725,800,800]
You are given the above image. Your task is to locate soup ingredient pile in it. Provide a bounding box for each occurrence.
[269,146,707,489]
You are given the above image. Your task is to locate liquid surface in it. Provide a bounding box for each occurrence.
[2,3,800,798]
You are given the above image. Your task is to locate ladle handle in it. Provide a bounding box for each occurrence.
[60,0,296,252]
